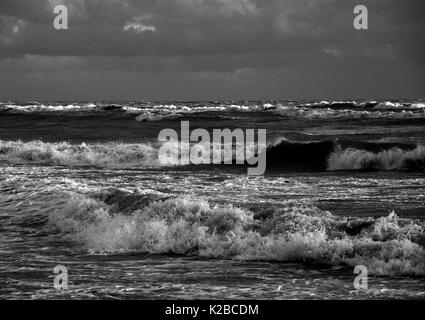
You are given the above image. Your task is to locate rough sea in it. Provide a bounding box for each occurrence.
[1,100,424,299]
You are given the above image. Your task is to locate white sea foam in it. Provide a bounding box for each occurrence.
[0,140,158,167]
[374,102,405,110]
[327,145,425,171]
[274,105,424,120]
[0,138,258,168]
[2,102,424,121]
[3,103,98,112]
[373,101,425,111]
[135,111,182,122]
[410,103,425,109]
[47,193,425,276]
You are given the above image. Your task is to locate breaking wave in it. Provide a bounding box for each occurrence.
[0,140,158,167]
[0,139,248,168]
[2,101,424,121]
[374,102,425,111]
[135,111,182,122]
[1,138,424,172]
[274,105,425,120]
[1,103,99,112]
[45,189,425,276]
[264,138,424,172]
[328,145,425,171]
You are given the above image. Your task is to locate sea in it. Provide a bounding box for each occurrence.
[0,100,424,299]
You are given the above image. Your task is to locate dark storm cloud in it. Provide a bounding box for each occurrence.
[0,0,424,100]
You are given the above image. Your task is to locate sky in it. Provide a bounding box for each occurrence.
[0,0,424,101]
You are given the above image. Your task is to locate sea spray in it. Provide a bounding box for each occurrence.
[327,145,425,171]
[46,190,425,276]
[0,140,158,167]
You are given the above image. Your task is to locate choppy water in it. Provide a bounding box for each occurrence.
[0,100,424,299]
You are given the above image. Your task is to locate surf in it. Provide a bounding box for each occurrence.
[41,189,425,276]
[1,138,424,172]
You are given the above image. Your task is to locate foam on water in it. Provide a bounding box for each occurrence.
[46,191,425,276]
[0,140,158,167]
[2,103,98,112]
[2,101,424,121]
[328,145,425,171]
[2,99,425,299]
[135,111,182,122]
[2,139,424,173]
[0,139,254,168]
[274,105,425,120]
[373,102,425,111]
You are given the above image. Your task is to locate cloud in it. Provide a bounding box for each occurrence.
[0,0,423,99]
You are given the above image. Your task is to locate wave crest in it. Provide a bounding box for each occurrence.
[327,145,425,171]
[46,190,425,276]
[0,140,158,167]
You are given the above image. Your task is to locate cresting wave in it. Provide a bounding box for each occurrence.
[0,139,246,168]
[266,139,425,172]
[274,105,425,120]
[328,145,425,171]
[0,140,158,167]
[2,101,425,122]
[45,189,425,276]
[1,139,424,172]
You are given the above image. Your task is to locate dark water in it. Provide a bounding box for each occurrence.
[0,100,424,299]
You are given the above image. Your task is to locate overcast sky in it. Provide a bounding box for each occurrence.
[0,0,424,101]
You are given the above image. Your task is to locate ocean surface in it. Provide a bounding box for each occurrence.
[0,100,424,299]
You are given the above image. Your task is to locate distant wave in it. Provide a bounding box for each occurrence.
[297,100,425,111]
[43,189,425,276]
[374,102,425,111]
[1,103,99,112]
[0,102,268,114]
[135,111,182,122]
[297,100,376,109]
[274,105,425,120]
[2,101,424,121]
